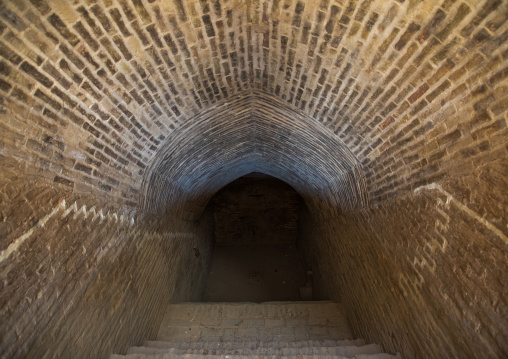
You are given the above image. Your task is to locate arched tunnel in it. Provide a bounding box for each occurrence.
[0,0,506,358]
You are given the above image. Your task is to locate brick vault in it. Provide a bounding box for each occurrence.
[0,0,506,358]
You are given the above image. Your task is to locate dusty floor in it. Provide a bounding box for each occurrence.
[203,244,307,302]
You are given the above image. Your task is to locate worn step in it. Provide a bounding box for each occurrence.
[128,342,382,356]
[111,301,399,359]
[114,354,398,359]
[158,324,351,342]
[157,301,352,342]
[160,301,345,323]
[144,339,367,350]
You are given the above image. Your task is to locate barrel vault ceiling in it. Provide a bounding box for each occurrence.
[0,0,506,213]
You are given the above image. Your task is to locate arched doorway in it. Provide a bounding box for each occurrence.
[203,173,309,302]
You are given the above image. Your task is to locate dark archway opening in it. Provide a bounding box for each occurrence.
[203,173,311,302]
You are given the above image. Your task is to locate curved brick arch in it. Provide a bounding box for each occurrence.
[0,0,503,208]
[141,90,368,218]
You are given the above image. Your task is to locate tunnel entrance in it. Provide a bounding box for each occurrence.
[203,173,308,302]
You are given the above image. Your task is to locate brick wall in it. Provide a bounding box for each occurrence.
[213,173,299,245]
[0,169,213,359]
[299,157,507,359]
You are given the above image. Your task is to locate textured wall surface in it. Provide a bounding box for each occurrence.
[0,0,506,358]
[213,173,299,245]
[299,157,507,359]
[0,0,506,206]
[0,170,213,359]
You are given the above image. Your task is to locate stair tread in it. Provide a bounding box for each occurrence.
[161,318,348,327]
[116,355,397,358]
[157,302,351,342]
[128,342,382,355]
[144,339,367,349]
[157,328,352,342]
[160,302,347,322]
[170,300,335,306]
[111,301,398,359]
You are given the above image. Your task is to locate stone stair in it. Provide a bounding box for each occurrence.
[111,301,399,359]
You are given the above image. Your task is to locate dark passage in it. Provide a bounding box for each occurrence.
[203,173,308,302]
[203,244,305,302]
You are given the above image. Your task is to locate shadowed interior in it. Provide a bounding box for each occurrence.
[141,91,367,219]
